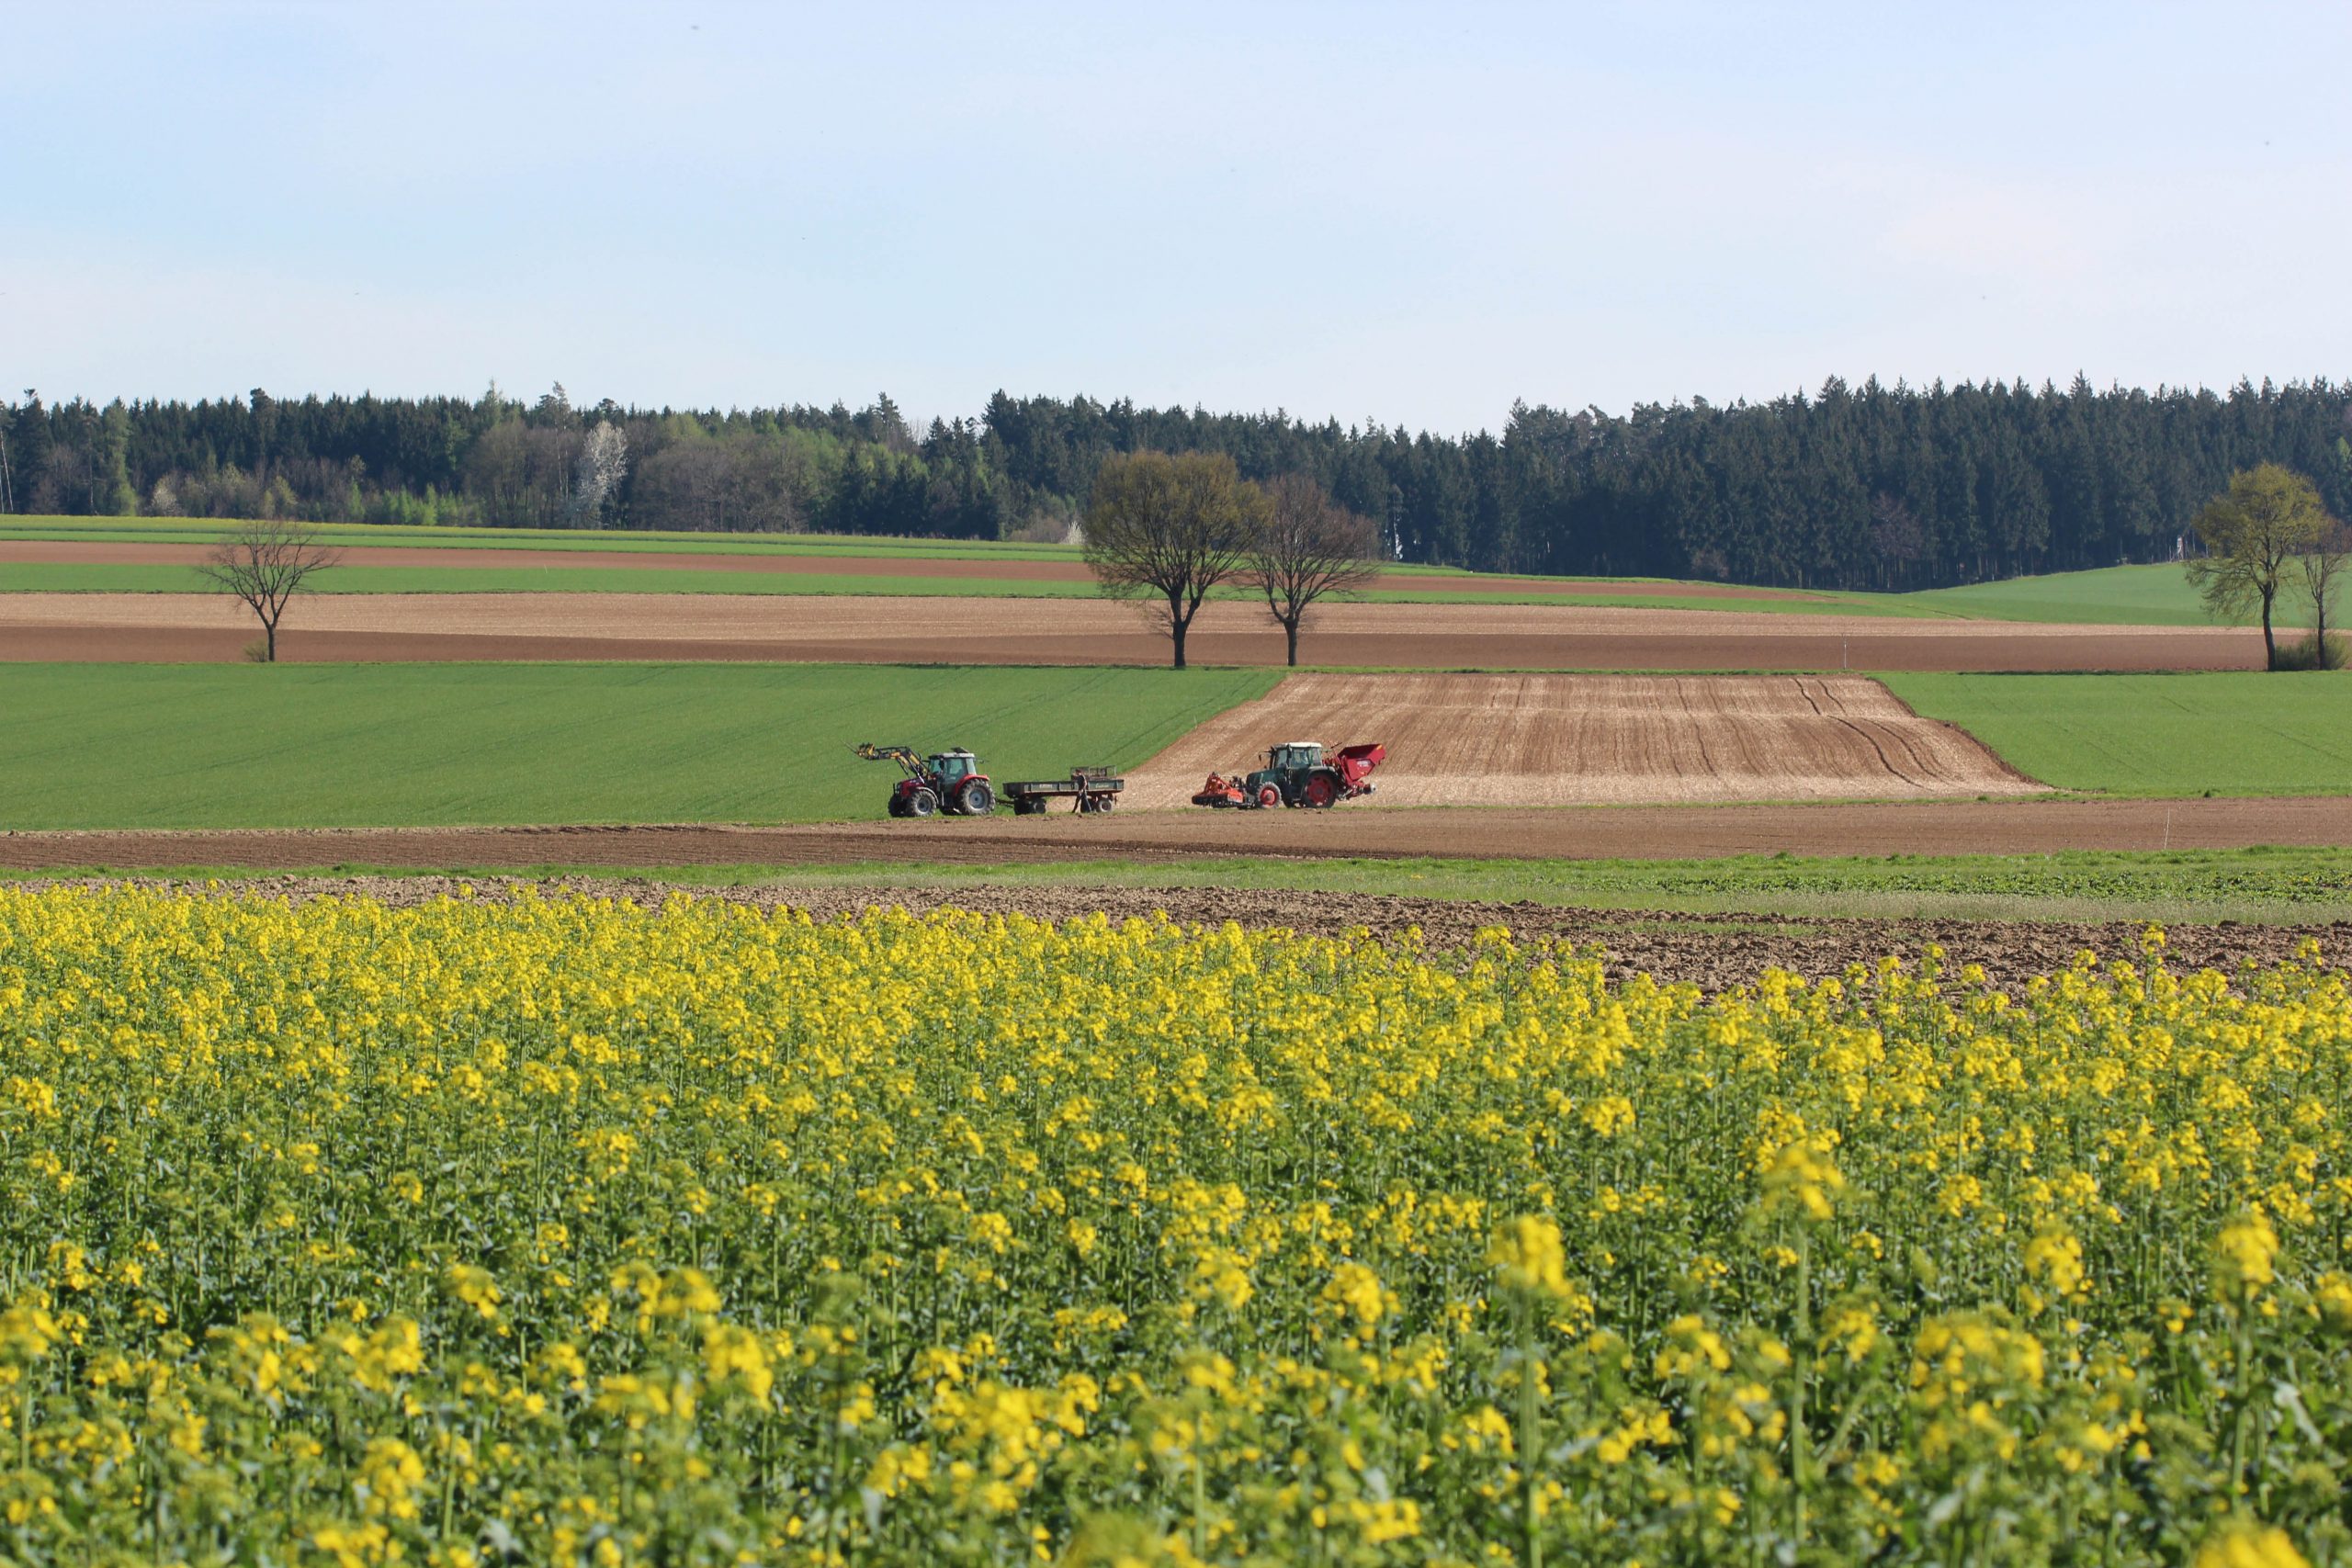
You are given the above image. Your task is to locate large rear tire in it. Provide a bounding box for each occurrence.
[959,780,994,817]
[906,787,938,818]
[1303,773,1338,808]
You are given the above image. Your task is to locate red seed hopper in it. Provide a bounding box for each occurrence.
[1191,740,1386,809]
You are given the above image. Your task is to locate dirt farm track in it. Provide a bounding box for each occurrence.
[0,592,2267,671]
[6,795,2348,872]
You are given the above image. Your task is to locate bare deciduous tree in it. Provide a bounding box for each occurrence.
[1082,452,1262,669]
[1251,475,1381,666]
[196,519,342,662]
[2301,517,2349,669]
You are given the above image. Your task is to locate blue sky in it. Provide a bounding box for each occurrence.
[6,1,2346,432]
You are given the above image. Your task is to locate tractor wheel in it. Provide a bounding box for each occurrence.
[906,787,939,818]
[959,780,995,817]
[888,795,907,818]
[1303,773,1338,808]
[1256,784,1283,809]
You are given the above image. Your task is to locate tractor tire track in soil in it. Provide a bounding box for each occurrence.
[0,592,2266,671]
[28,872,2350,994]
[1121,673,2043,808]
[4,797,2348,870]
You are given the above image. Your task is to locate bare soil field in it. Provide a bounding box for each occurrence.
[1122,673,2041,807]
[32,872,2350,991]
[0,592,2264,671]
[0,539,1825,600]
[6,795,2346,871]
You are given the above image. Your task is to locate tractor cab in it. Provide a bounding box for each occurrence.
[1266,740,1324,772]
[930,750,977,787]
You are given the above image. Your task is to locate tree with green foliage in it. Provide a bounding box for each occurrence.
[1082,452,1263,669]
[2186,464,2330,670]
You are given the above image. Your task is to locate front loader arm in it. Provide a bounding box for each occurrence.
[854,742,925,778]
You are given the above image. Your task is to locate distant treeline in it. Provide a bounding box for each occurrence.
[4,377,2348,589]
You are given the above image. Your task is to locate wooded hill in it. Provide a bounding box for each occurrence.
[5,377,2346,591]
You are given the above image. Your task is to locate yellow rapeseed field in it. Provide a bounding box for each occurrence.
[0,886,2347,1566]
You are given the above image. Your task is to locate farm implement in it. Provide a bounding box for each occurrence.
[855,744,1124,818]
[1192,739,1385,809]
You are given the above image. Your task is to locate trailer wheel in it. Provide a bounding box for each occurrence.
[1257,784,1282,809]
[959,780,994,817]
[906,787,938,818]
[1095,794,1115,812]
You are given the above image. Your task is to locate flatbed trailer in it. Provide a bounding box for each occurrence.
[1001,766,1124,815]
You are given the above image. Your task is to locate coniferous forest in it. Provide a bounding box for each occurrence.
[3,377,2347,590]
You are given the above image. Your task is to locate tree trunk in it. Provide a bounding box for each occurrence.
[2261,590,2276,671]
[1170,616,1187,670]
[1285,618,1299,667]
[266,617,277,663]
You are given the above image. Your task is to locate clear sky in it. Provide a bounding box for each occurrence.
[6,1,2346,434]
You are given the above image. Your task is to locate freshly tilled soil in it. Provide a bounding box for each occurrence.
[1124,672,2043,808]
[36,873,2347,993]
[0,592,2265,671]
[6,797,2348,869]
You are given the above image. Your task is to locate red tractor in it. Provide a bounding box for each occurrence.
[855,743,996,817]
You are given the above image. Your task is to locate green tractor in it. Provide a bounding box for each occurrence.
[1194,739,1387,809]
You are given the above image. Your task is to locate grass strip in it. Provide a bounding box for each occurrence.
[1886,671,2352,796]
[0,662,1277,829]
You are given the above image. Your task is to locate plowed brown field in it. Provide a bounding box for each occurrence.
[5,796,2347,870]
[1122,673,2041,807]
[0,592,2263,671]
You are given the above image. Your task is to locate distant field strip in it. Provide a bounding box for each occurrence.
[1892,562,2291,627]
[1,521,2282,625]
[0,663,1275,829]
[0,516,1088,561]
[1884,671,2352,797]
[1123,672,2045,807]
[0,544,1913,613]
[0,591,2266,670]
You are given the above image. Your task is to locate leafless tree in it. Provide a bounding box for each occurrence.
[1082,451,1262,669]
[571,419,628,525]
[1250,475,1381,666]
[196,519,343,662]
[2301,517,2350,669]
